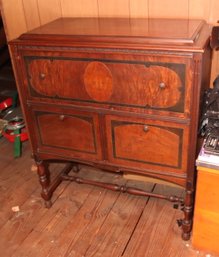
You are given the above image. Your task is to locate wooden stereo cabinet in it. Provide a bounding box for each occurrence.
[9,18,212,240]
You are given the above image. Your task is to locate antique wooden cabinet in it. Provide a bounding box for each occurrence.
[9,18,212,240]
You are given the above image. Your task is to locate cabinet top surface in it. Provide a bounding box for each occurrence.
[14,18,211,51]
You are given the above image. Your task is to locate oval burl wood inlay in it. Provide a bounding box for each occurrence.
[84,61,113,102]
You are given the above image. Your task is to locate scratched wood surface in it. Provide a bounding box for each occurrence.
[0,138,217,257]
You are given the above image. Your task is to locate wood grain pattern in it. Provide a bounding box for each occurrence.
[37,0,61,25]
[98,0,130,17]
[122,185,188,257]
[105,114,189,181]
[208,0,219,23]
[22,0,41,31]
[38,114,97,153]
[148,0,189,18]
[84,61,113,102]
[29,105,103,161]
[26,56,185,113]
[13,169,100,257]
[113,122,180,167]
[84,187,150,257]
[46,173,127,257]
[130,0,149,18]
[60,0,99,17]
[0,0,27,40]
[189,0,211,20]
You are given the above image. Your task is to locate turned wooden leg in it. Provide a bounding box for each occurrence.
[181,188,194,240]
[36,160,52,208]
[72,163,80,173]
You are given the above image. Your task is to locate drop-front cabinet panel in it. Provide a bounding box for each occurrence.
[23,52,189,117]
[105,115,189,176]
[29,104,103,161]
[9,18,212,240]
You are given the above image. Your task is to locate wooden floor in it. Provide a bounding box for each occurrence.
[0,138,217,257]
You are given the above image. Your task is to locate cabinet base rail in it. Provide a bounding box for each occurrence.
[36,161,192,241]
[61,173,184,204]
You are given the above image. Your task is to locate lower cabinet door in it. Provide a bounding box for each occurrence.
[29,105,103,161]
[105,115,189,176]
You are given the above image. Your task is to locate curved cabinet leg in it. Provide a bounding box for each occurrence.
[36,160,52,208]
[181,188,194,240]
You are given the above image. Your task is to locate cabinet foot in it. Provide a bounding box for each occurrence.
[181,188,194,240]
[44,200,52,209]
[72,163,80,173]
[35,159,74,208]
[182,231,190,241]
[36,159,52,206]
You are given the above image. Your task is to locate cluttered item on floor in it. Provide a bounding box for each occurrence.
[0,90,28,157]
[0,118,7,135]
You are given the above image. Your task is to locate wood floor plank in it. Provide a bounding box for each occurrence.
[122,184,206,257]
[44,170,125,257]
[0,139,216,257]
[0,178,70,254]
[7,167,93,257]
[47,189,119,257]
[82,180,154,257]
[0,168,71,256]
[0,145,37,229]
[10,168,117,257]
[10,182,88,257]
